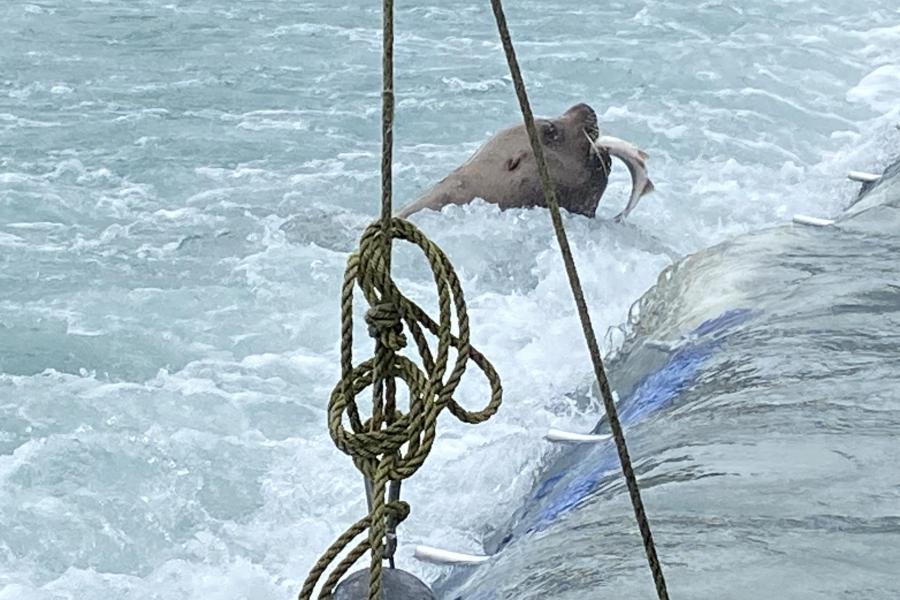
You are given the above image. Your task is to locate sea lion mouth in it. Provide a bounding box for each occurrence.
[584,129,610,176]
[576,108,603,171]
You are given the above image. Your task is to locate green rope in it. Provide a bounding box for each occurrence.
[300,0,668,597]
[299,0,501,595]
[299,220,503,599]
[487,1,670,598]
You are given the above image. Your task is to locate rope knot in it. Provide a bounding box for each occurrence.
[386,499,411,523]
[365,301,406,351]
[305,218,502,600]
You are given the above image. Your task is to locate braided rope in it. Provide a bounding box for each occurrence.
[300,0,668,596]
[299,219,503,600]
[487,1,670,597]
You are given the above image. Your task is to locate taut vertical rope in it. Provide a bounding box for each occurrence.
[369,0,401,568]
[380,0,394,233]
[374,0,400,574]
[487,1,671,598]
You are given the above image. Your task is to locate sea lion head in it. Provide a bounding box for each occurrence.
[396,102,612,219]
[497,103,610,216]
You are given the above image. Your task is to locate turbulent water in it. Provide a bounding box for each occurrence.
[440,162,900,599]
[1,1,898,599]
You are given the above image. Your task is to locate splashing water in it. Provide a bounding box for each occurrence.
[1,1,899,598]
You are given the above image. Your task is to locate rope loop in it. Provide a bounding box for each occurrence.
[301,217,502,599]
[331,218,503,476]
[304,0,666,597]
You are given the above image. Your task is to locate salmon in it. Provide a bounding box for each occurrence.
[587,133,655,222]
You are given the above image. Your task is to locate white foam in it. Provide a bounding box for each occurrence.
[0,232,26,247]
[4,1,900,598]
[847,65,900,113]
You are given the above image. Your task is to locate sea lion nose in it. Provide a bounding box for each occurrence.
[565,102,596,122]
[564,103,598,138]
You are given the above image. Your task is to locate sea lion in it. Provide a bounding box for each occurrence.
[396,103,612,219]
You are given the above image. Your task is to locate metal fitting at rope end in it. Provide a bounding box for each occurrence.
[333,568,435,600]
[385,532,398,567]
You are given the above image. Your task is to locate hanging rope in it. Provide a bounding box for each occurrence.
[298,220,503,599]
[301,0,670,597]
[487,1,670,598]
[298,0,503,598]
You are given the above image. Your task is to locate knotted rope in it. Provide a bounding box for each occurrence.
[299,2,502,595]
[299,220,503,600]
[300,0,669,597]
